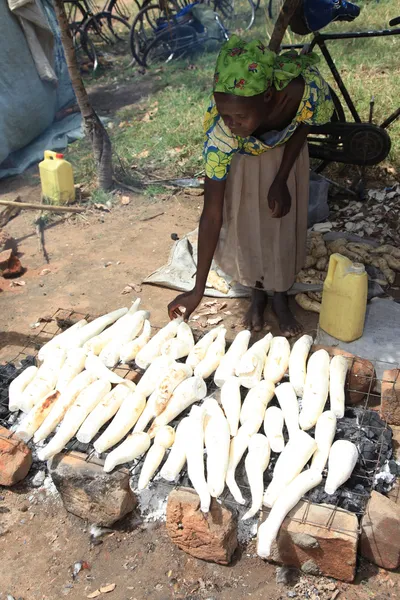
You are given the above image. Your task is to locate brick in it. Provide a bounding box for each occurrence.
[312,345,375,405]
[166,487,238,565]
[360,491,400,570]
[380,369,400,425]
[0,425,32,486]
[266,501,358,583]
[47,451,136,526]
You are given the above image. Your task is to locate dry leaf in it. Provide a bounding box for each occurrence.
[121,196,130,205]
[100,583,116,593]
[121,285,133,295]
[87,591,101,599]
[94,203,110,212]
[142,106,158,122]
[207,317,223,326]
[136,150,149,159]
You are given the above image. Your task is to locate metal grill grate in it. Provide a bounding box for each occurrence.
[2,307,399,534]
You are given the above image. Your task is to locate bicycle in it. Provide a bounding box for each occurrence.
[280,15,400,172]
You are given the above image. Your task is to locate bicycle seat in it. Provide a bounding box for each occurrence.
[389,16,400,27]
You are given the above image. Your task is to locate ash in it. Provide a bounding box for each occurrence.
[0,356,36,427]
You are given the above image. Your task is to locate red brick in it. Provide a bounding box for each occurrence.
[0,426,32,486]
[265,501,358,583]
[166,487,238,565]
[360,491,400,570]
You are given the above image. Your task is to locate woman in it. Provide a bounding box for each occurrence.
[168,36,334,336]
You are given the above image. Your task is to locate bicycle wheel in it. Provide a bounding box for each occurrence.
[108,0,136,22]
[83,12,131,61]
[64,0,89,27]
[142,23,197,66]
[130,4,177,65]
[267,0,284,21]
[71,23,98,72]
[214,0,255,33]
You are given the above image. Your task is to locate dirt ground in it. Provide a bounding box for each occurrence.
[0,177,399,600]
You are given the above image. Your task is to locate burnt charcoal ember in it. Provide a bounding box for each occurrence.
[308,483,369,514]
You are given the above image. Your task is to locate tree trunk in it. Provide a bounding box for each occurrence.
[269,0,302,53]
[53,0,113,190]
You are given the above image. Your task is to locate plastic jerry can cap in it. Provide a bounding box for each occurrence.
[349,262,365,274]
[56,153,64,159]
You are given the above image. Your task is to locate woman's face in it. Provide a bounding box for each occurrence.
[214,91,272,137]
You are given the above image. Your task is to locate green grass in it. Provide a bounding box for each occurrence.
[68,0,400,188]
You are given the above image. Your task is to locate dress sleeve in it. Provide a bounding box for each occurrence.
[203,97,239,181]
[297,66,335,126]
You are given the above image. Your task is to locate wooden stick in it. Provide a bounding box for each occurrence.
[269,0,302,53]
[0,200,84,213]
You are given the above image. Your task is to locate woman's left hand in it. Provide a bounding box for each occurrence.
[268,178,292,218]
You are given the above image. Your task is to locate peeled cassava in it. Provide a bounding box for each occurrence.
[104,432,151,473]
[329,355,349,419]
[16,389,61,442]
[194,328,226,379]
[220,376,241,437]
[85,352,125,384]
[120,319,152,363]
[135,319,180,369]
[34,370,97,443]
[148,376,207,436]
[311,411,337,473]
[263,337,290,384]
[77,381,136,444]
[152,361,193,417]
[242,434,271,520]
[240,380,275,425]
[135,355,172,398]
[214,329,251,387]
[263,406,285,453]
[184,405,210,512]
[67,307,130,350]
[325,440,358,495]
[8,365,38,412]
[21,348,67,412]
[263,430,317,507]
[275,382,300,439]
[236,333,272,389]
[160,417,191,481]
[161,321,194,360]
[94,389,146,453]
[83,301,140,355]
[56,348,87,393]
[186,326,223,370]
[99,309,150,367]
[258,469,322,558]
[37,379,111,460]
[299,349,330,431]
[38,319,87,361]
[138,426,175,489]
[204,399,230,498]
[288,334,313,397]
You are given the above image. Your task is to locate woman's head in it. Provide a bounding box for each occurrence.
[213,35,320,136]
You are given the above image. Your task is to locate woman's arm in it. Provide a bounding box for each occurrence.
[168,176,226,320]
[268,124,310,218]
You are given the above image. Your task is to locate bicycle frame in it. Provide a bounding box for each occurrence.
[282,25,400,129]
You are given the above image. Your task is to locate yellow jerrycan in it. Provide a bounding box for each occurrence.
[319,253,368,342]
[39,150,75,205]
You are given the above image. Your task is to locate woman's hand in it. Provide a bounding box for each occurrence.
[168,289,203,321]
[268,177,292,218]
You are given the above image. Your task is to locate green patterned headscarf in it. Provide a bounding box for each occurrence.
[213,35,319,97]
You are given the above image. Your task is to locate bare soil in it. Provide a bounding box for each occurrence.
[1,177,399,600]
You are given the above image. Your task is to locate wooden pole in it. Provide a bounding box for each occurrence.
[0,200,84,213]
[269,0,302,52]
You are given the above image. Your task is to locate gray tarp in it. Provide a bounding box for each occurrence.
[0,0,79,178]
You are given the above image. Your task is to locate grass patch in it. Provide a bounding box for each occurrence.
[68,0,400,186]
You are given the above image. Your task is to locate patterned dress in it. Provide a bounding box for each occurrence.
[205,65,334,293]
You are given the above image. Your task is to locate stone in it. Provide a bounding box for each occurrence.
[267,501,358,583]
[47,451,136,526]
[166,487,238,565]
[360,490,400,570]
[0,426,32,486]
[380,369,400,425]
[312,345,375,405]
[0,247,23,278]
